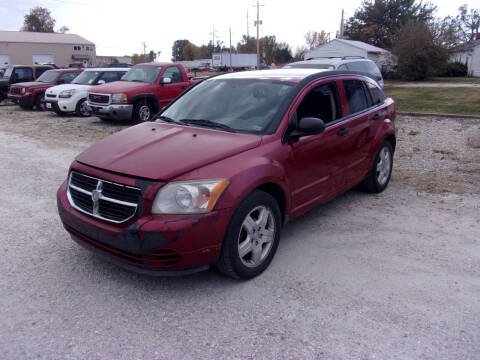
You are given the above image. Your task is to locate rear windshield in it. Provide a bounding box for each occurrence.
[72,71,101,85]
[121,66,162,83]
[36,70,58,83]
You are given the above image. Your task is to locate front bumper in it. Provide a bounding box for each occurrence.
[8,93,33,107]
[88,102,133,121]
[57,174,232,275]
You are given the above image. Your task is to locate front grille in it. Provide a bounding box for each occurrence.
[10,87,21,95]
[88,93,110,104]
[67,171,141,223]
[46,93,56,98]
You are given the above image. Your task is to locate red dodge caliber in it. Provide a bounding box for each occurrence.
[57,69,396,279]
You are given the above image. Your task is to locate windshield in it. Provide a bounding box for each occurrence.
[72,71,101,85]
[36,70,58,83]
[3,66,13,79]
[122,66,162,83]
[158,79,294,134]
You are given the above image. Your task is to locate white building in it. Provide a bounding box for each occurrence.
[304,39,396,72]
[450,40,480,77]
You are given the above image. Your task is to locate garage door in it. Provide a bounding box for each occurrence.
[32,55,55,65]
[0,55,10,66]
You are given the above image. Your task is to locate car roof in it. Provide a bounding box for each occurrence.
[83,67,130,72]
[213,68,331,83]
[135,62,171,67]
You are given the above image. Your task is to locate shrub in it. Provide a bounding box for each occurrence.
[441,62,468,77]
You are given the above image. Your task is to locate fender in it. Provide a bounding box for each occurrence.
[130,93,160,113]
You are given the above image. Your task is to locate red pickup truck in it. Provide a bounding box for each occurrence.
[87,63,200,122]
[8,69,82,110]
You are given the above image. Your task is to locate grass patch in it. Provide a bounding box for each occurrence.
[385,77,480,86]
[384,86,480,115]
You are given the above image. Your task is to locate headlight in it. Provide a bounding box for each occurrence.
[152,179,229,214]
[59,89,76,98]
[111,93,128,104]
[21,88,26,94]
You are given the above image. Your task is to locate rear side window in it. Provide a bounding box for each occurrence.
[35,67,50,78]
[367,81,385,105]
[296,82,341,124]
[343,80,369,114]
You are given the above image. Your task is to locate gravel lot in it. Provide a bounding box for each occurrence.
[0,104,479,360]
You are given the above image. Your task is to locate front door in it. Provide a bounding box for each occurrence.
[158,66,188,109]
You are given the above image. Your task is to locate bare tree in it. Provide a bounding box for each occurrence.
[305,31,329,50]
[58,26,70,34]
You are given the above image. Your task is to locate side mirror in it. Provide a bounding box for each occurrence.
[288,117,326,140]
[161,77,172,84]
[97,79,106,85]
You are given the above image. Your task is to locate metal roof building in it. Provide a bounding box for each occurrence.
[0,30,96,67]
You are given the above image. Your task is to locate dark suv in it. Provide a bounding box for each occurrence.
[57,69,396,279]
[0,65,54,102]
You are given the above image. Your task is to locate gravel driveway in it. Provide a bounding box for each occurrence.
[0,105,479,359]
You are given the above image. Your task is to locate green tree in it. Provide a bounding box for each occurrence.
[182,43,200,60]
[274,43,293,64]
[344,0,436,49]
[171,39,189,61]
[148,50,157,62]
[21,7,56,33]
[393,21,448,80]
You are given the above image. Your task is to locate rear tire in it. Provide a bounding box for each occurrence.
[215,190,281,280]
[360,140,394,193]
[133,100,153,122]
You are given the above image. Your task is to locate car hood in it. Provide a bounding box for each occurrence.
[88,80,153,94]
[76,122,262,180]
[46,83,91,95]
[10,81,49,89]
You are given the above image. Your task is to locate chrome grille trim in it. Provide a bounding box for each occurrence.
[88,92,111,105]
[67,171,141,224]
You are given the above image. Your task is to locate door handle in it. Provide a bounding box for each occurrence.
[372,113,381,121]
[336,128,350,136]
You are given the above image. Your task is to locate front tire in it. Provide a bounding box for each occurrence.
[361,140,394,193]
[35,94,45,111]
[133,101,153,122]
[215,190,282,279]
[75,98,91,117]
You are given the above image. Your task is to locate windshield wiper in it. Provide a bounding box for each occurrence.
[155,115,180,124]
[179,119,237,133]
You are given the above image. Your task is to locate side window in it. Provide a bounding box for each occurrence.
[343,80,369,114]
[35,67,50,78]
[98,71,121,83]
[59,72,77,83]
[367,81,385,105]
[162,66,183,83]
[296,82,341,124]
[337,64,348,70]
[14,67,33,81]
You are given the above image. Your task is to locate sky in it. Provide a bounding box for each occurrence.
[1,0,480,61]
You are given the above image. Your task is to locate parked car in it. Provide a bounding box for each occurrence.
[284,57,384,88]
[0,64,54,103]
[57,68,397,279]
[67,62,85,69]
[99,62,132,68]
[86,62,200,122]
[8,69,82,110]
[44,68,130,116]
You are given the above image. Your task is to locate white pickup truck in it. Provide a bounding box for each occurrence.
[44,67,130,116]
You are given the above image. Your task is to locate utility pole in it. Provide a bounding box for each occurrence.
[253,1,265,69]
[247,9,249,39]
[229,28,232,70]
[210,25,218,62]
[339,9,345,39]
[141,42,147,60]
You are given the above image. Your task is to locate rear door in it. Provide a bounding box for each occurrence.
[158,66,189,108]
[337,77,381,186]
